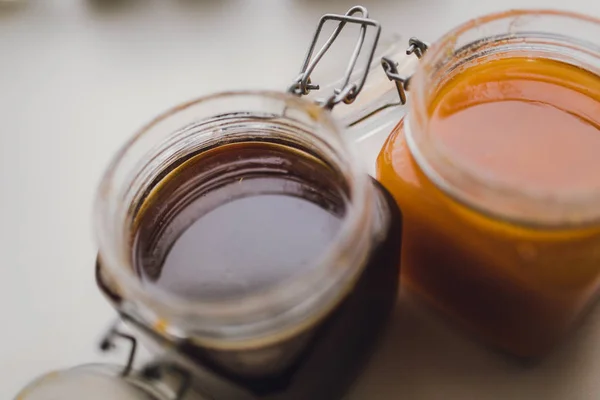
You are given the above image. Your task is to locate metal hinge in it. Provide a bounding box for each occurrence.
[381,37,429,105]
[289,6,428,110]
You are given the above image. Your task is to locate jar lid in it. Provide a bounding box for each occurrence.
[16,364,171,400]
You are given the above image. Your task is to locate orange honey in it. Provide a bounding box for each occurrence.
[377,56,600,357]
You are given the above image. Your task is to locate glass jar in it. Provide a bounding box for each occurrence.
[376,10,600,357]
[94,91,403,399]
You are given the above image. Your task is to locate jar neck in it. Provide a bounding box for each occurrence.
[406,10,600,227]
[95,92,377,347]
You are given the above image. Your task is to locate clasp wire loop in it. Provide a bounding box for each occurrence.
[381,37,429,105]
[99,319,138,377]
[99,318,194,400]
[288,5,381,109]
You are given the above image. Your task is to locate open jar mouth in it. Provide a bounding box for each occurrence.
[407,9,600,227]
[94,91,375,345]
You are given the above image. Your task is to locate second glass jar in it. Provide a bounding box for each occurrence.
[377,10,600,357]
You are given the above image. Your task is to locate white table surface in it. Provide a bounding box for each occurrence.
[3,1,600,399]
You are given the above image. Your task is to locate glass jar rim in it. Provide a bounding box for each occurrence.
[94,90,375,343]
[16,364,171,400]
[407,9,600,227]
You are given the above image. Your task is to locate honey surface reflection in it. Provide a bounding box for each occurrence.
[133,142,346,300]
[377,56,600,357]
[431,57,600,193]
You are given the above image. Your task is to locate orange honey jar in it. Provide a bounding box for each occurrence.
[377,10,600,357]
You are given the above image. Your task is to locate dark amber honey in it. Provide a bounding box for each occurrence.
[121,140,403,399]
[133,142,348,300]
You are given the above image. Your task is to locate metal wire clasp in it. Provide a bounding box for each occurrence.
[288,5,381,110]
[99,319,192,400]
[381,37,429,105]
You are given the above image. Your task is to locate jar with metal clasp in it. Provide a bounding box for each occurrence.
[374,10,600,358]
[322,8,600,360]
[20,6,405,400]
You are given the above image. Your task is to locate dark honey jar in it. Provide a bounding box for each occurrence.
[85,8,410,398]
[16,7,406,400]
[93,90,402,400]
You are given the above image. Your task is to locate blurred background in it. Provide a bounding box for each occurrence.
[2,1,600,399]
